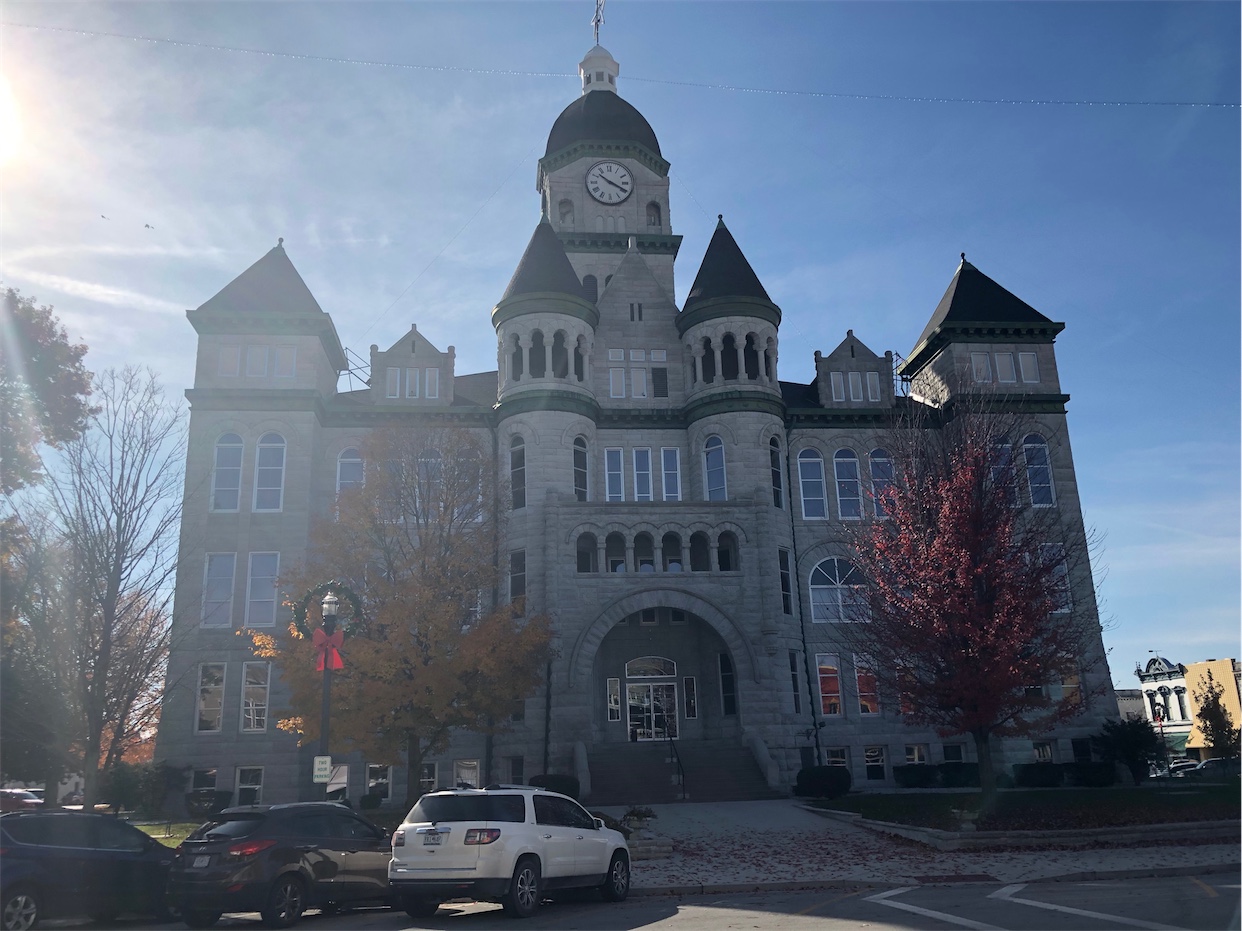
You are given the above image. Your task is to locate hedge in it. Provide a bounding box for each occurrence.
[185,789,233,818]
[794,765,852,799]
[1063,760,1116,788]
[1013,762,1064,788]
[938,761,981,788]
[893,764,939,789]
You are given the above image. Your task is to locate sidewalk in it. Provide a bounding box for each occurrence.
[595,799,1241,893]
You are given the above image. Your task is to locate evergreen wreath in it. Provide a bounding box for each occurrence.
[290,580,366,639]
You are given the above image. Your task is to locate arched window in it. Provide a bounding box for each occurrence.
[717,531,739,572]
[417,448,443,507]
[809,558,867,623]
[721,333,740,380]
[211,433,243,511]
[626,656,676,678]
[510,334,524,382]
[743,334,760,380]
[704,435,727,501]
[616,215,626,234]
[798,449,826,519]
[700,337,716,383]
[596,215,605,233]
[529,331,547,378]
[869,448,893,518]
[551,331,569,378]
[661,532,683,572]
[605,532,627,572]
[510,436,526,510]
[834,449,861,519]
[576,533,598,573]
[455,447,482,521]
[336,447,363,494]
[582,275,598,303]
[573,436,589,501]
[558,198,574,230]
[646,201,662,229]
[769,438,784,508]
[634,533,655,572]
[1023,434,1056,506]
[689,532,711,571]
[253,432,286,511]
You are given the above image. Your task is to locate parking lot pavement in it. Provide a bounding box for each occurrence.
[594,799,1241,890]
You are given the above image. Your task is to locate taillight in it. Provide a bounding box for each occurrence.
[464,828,501,845]
[227,838,277,858]
[391,830,405,848]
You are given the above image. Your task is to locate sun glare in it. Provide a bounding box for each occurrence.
[0,75,22,165]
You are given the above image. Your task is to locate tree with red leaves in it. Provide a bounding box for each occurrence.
[840,401,1103,797]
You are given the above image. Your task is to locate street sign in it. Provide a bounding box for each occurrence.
[312,755,332,784]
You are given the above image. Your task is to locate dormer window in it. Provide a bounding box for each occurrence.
[971,352,992,383]
[830,372,845,402]
[866,371,881,401]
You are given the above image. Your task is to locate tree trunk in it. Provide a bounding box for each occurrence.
[973,729,997,802]
[403,731,424,811]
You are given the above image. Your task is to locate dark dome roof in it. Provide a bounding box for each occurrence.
[545,92,661,157]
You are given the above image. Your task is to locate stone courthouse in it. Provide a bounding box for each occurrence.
[155,42,1115,807]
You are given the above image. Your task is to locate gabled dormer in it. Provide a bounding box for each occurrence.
[814,330,894,409]
[369,324,455,407]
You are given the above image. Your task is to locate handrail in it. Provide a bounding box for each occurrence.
[665,730,687,800]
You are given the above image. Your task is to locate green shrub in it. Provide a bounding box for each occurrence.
[1013,762,1064,788]
[359,792,383,810]
[529,774,580,800]
[794,765,852,798]
[995,771,1015,789]
[185,789,233,818]
[892,764,938,788]
[938,762,980,788]
[1063,761,1116,788]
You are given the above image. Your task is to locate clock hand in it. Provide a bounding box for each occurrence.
[601,175,628,191]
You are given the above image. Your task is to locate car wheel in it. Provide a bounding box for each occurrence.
[402,896,440,919]
[599,850,630,902]
[501,856,541,919]
[181,910,221,929]
[261,875,306,929]
[2,886,40,931]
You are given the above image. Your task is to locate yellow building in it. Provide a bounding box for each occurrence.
[1184,659,1242,758]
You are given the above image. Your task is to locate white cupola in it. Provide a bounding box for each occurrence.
[579,45,619,95]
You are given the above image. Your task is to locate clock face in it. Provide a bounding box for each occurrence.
[586,161,633,204]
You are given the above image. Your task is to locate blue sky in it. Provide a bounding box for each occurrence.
[2,1,1238,687]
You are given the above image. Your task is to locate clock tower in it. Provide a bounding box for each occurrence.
[537,44,681,299]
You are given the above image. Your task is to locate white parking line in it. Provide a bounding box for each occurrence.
[864,887,1002,930]
[988,883,1191,930]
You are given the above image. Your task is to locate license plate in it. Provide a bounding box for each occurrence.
[192,855,210,868]
[422,833,442,846]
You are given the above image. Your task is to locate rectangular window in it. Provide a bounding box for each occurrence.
[866,370,881,401]
[816,653,841,716]
[905,744,929,765]
[1019,351,1040,383]
[799,453,827,519]
[202,554,236,627]
[509,551,526,613]
[510,697,525,722]
[719,654,737,716]
[605,448,624,501]
[639,607,657,626]
[651,349,667,362]
[573,442,589,501]
[211,441,243,512]
[405,368,420,398]
[630,349,645,361]
[631,368,648,398]
[629,303,643,322]
[425,368,439,399]
[856,657,879,715]
[608,349,625,362]
[971,351,992,383]
[245,346,267,378]
[236,767,263,805]
[778,549,793,615]
[454,760,479,789]
[245,553,279,627]
[274,347,296,378]
[788,651,802,714]
[607,678,621,722]
[195,663,225,733]
[670,609,687,625]
[1033,741,1053,762]
[830,371,845,402]
[661,448,681,501]
[864,746,886,781]
[1041,543,1072,613]
[848,371,863,401]
[218,346,241,377]
[367,764,391,800]
[943,744,965,763]
[995,352,1016,383]
[386,366,400,398]
[241,662,270,732]
[192,768,217,790]
[609,368,625,398]
[419,763,438,793]
[633,448,653,501]
[651,368,669,398]
[683,676,698,718]
[508,756,525,785]
[826,748,848,768]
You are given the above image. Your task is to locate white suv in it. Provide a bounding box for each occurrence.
[388,785,630,920]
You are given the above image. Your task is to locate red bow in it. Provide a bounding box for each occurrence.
[313,628,344,671]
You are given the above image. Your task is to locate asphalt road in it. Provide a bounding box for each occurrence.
[60,871,1238,931]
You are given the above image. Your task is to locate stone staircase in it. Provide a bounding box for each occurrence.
[587,739,787,806]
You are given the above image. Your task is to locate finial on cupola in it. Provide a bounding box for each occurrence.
[278,237,284,247]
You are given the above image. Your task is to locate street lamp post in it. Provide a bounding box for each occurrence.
[319,592,340,797]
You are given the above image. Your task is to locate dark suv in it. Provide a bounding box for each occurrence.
[168,802,392,929]
[0,810,174,930]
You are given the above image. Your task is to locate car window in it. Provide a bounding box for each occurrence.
[42,815,97,848]
[1,815,51,845]
[336,815,380,840]
[96,818,147,851]
[563,799,597,830]
[533,795,562,826]
[408,794,525,824]
[287,812,341,838]
[193,815,264,840]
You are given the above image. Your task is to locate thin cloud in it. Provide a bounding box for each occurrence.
[8,268,184,316]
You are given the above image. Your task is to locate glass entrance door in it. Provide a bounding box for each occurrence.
[627,683,678,740]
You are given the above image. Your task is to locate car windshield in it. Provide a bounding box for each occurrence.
[407,794,525,824]
[191,815,264,840]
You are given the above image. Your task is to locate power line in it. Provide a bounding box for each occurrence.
[4,20,1237,109]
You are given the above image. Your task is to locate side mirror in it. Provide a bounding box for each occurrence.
[593,817,605,830]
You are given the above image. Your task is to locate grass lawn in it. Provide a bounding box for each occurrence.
[135,822,199,847]
[808,784,1241,832]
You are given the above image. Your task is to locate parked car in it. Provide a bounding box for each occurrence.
[0,810,174,930]
[1184,757,1241,780]
[0,791,40,813]
[1154,760,1201,778]
[389,784,630,920]
[167,801,393,929]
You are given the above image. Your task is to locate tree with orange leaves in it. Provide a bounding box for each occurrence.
[250,427,553,807]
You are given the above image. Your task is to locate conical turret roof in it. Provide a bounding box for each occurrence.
[197,240,324,316]
[683,217,771,310]
[913,257,1053,349]
[501,218,586,301]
